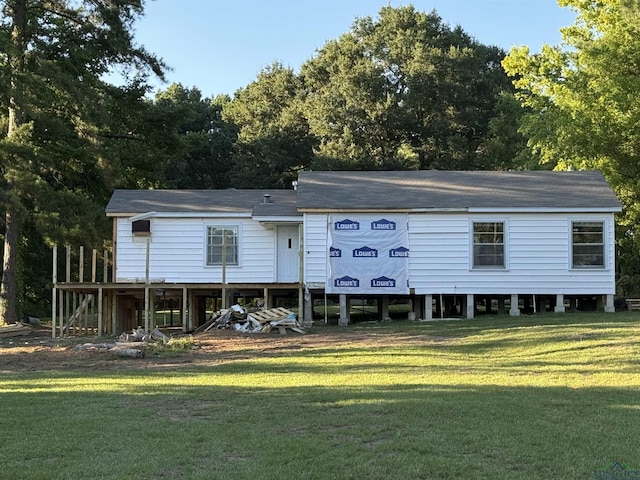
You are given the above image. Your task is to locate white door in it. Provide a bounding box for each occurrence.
[277,225,300,282]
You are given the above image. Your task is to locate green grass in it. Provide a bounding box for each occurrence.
[1,312,640,479]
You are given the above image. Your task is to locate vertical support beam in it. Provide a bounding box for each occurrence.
[58,289,63,338]
[263,287,269,309]
[111,292,117,335]
[304,288,313,325]
[97,287,103,337]
[413,295,422,321]
[466,294,475,319]
[79,246,84,283]
[509,294,520,316]
[605,294,615,313]
[188,290,195,330]
[338,294,349,326]
[182,286,188,332]
[52,246,57,339]
[144,238,150,333]
[498,297,506,315]
[381,295,389,320]
[65,246,70,336]
[298,286,304,322]
[91,249,97,283]
[103,249,108,283]
[424,295,433,321]
[221,232,227,310]
[555,294,565,313]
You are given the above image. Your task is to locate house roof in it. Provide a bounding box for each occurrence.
[105,189,299,217]
[295,170,622,212]
[106,170,622,217]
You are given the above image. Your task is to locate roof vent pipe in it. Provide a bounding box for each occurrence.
[263,194,273,204]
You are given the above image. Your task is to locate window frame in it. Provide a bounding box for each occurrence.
[205,225,240,267]
[471,220,507,270]
[571,220,605,269]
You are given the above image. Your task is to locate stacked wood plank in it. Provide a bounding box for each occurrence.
[195,306,304,335]
[0,323,32,338]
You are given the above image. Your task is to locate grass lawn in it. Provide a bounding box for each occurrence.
[1,312,639,479]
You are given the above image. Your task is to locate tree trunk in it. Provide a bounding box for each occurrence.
[0,208,19,325]
[0,0,28,325]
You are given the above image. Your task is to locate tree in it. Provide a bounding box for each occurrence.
[502,0,640,295]
[301,5,517,171]
[222,63,316,189]
[0,0,164,324]
[154,84,237,189]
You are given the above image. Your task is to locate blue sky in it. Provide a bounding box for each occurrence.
[134,0,576,98]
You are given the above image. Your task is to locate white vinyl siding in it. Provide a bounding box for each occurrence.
[115,217,277,283]
[303,213,328,285]
[408,213,615,295]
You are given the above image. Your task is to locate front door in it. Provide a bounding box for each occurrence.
[277,225,300,282]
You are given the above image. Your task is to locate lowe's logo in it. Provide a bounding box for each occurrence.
[329,247,342,258]
[353,246,378,258]
[371,276,396,288]
[389,246,409,258]
[335,276,359,288]
[335,219,360,230]
[371,219,396,230]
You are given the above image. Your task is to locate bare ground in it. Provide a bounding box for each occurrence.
[0,323,446,373]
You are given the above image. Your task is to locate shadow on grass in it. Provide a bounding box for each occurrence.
[0,378,638,480]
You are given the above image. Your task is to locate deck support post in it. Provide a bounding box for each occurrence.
[52,246,57,339]
[424,295,433,321]
[182,287,188,332]
[304,288,313,324]
[497,296,506,315]
[605,294,615,313]
[412,295,422,320]
[338,294,349,326]
[509,294,520,316]
[466,294,475,319]
[97,287,103,337]
[381,295,389,320]
[555,294,565,313]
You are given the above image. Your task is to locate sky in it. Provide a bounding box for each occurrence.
[133,0,577,98]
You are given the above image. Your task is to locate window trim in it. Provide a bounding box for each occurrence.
[570,219,606,270]
[205,224,240,267]
[470,219,507,270]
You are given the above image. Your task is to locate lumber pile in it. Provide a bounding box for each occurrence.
[195,305,304,335]
[0,323,32,338]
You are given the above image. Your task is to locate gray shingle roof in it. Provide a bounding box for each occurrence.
[105,189,299,217]
[295,170,622,211]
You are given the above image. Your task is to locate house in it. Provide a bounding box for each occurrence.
[52,170,622,335]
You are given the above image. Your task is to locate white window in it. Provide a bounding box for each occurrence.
[572,221,604,268]
[206,226,238,266]
[473,222,505,268]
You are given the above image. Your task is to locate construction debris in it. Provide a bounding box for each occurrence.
[0,323,32,338]
[74,327,173,358]
[195,306,304,335]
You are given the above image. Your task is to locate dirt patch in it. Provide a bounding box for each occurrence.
[0,324,448,373]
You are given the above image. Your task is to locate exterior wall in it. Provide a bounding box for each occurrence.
[115,216,278,283]
[304,212,617,295]
[303,213,328,287]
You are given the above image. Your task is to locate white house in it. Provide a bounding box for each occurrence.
[54,169,622,334]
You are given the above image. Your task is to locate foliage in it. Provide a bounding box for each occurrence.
[0,0,164,322]
[301,6,522,171]
[502,0,640,295]
[222,63,316,188]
